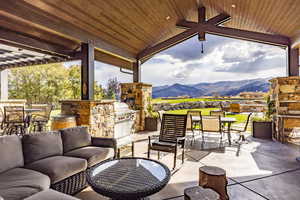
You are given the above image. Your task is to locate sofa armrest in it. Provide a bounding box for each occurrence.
[91,137,117,158]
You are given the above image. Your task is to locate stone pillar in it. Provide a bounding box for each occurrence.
[0,69,8,100]
[270,77,300,143]
[120,83,152,132]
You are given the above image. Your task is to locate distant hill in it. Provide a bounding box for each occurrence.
[152,78,270,98]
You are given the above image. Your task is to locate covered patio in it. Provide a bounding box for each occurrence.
[0,0,300,200]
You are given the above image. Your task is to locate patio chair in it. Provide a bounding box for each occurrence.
[230,113,253,142]
[3,106,26,135]
[210,110,225,117]
[200,115,223,142]
[30,104,53,132]
[148,114,187,169]
[187,110,202,143]
[156,110,165,123]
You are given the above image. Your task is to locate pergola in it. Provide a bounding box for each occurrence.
[0,0,299,100]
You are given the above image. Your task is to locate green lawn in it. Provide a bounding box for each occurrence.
[152,98,223,104]
[166,108,247,124]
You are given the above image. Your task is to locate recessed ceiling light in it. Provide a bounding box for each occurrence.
[166,16,171,20]
[231,4,236,8]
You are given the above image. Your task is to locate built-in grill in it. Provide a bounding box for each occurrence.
[90,102,136,148]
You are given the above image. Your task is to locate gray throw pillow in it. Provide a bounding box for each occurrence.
[22,131,63,164]
[0,135,24,173]
[60,126,92,153]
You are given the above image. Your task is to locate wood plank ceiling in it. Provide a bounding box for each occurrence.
[0,0,299,69]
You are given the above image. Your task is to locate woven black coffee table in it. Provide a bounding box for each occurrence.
[87,157,171,200]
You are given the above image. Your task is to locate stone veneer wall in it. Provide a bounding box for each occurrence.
[60,100,115,136]
[270,77,300,142]
[120,83,152,132]
[90,103,115,137]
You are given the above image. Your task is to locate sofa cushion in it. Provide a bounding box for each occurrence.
[24,189,80,200]
[65,146,114,167]
[22,131,63,164]
[60,126,92,153]
[25,156,87,184]
[0,168,50,200]
[0,135,24,173]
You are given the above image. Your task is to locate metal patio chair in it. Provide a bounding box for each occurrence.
[187,110,202,143]
[210,110,225,117]
[30,104,53,132]
[148,114,187,169]
[3,106,26,135]
[201,115,223,142]
[230,113,253,142]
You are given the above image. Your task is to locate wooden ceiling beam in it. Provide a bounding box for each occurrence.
[203,23,290,47]
[198,7,206,41]
[138,15,290,60]
[137,28,198,60]
[177,14,231,29]
[94,50,133,70]
[0,0,136,62]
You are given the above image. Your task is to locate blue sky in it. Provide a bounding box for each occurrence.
[64,34,286,87]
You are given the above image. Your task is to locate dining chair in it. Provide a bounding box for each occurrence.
[187,110,202,143]
[30,104,53,132]
[148,114,187,169]
[200,115,223,142]
[210,110,225,117]
[156,110,165,123]
[230,113,253,142]
[3,106,26,135]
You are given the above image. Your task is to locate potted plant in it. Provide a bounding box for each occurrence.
[145,104,159,131]
[252,95,275,139]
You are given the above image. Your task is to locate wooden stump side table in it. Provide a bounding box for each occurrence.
[199,166,229,200]
[184,186,220,200]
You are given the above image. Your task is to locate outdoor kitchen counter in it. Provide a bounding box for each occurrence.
[60,99,116,126]
[60,100,136,141]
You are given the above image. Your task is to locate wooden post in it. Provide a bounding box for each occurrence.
[0,69,8,100]
[198,7,206,41]
[287,47,299,76]
[133,60,141,83]
[81,42,94,100]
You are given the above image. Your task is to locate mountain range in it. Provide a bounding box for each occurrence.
[152,78,270,98]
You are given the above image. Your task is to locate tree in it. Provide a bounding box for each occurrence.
[8,63,104,105]
[104,77,120,99]
[9,63,68,105]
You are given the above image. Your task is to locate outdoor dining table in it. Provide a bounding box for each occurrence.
[191,116,237,145]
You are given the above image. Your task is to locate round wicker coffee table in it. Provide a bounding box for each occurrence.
[87,157,171,200]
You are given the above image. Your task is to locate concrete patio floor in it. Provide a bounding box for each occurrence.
[76,131,300,200]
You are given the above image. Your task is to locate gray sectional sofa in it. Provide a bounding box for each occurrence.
[0,126,116,200]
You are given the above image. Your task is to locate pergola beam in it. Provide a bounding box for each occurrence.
[0,0,136,62]
[0,27,73,57]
